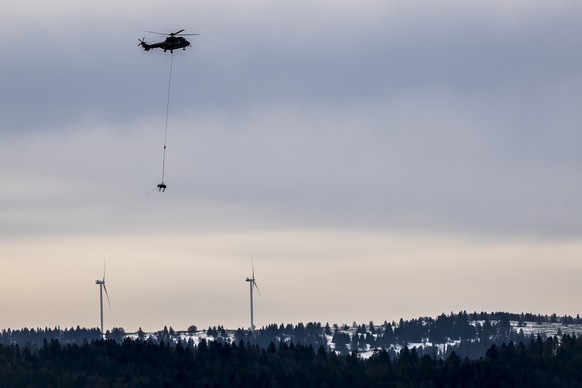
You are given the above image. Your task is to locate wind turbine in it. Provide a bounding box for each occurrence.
[95,261,111,337]
[245,251,260,332]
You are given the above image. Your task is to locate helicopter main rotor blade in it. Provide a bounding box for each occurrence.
[145,30,199,36]
[146,30,170,36]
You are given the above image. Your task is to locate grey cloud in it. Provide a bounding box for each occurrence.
[5,1,582,131]
[1,1,582,238]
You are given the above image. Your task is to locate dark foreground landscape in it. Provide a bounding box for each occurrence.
[2,335,582,387]
[3,312,582,387]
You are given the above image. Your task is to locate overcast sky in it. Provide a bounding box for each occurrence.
[1,1,582,332]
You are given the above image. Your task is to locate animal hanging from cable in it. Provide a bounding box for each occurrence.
[139,29,199,53]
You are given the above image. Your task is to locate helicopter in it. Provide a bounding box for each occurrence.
[138,29,199,53]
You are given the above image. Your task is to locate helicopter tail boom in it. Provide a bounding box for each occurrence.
[138,38,153,51]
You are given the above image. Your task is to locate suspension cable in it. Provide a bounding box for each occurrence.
[161,52,174,184]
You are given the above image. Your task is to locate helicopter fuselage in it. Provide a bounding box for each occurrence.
[140,36,190,52]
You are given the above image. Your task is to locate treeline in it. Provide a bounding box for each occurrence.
[1,335,582,386]
[2,311,581,360]
[0,326,125,347]
[235,311,582,359]
[0,327,101,346]
[468,311,582,325]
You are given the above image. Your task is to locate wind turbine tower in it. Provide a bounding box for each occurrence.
[95,262,111,337]
[245,251,260,332]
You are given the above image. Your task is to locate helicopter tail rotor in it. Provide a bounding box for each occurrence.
[138,37,151,51]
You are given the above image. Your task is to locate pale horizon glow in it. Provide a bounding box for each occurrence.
[1,231,580,332]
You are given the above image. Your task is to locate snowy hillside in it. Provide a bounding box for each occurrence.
[125,312,582,359]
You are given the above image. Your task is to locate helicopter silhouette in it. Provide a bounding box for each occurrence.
[139,29,199,53]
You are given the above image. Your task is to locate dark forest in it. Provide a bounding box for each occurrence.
[1,334,582,386]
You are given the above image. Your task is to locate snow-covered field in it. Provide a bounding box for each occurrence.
[509,321,582,337]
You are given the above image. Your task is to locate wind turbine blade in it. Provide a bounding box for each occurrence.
[249,250,255,278]
[102,259,107,282]
[103,284,111,309]
[253,280,261,295]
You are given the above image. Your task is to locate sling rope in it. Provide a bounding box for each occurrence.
[161,52,174,184]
